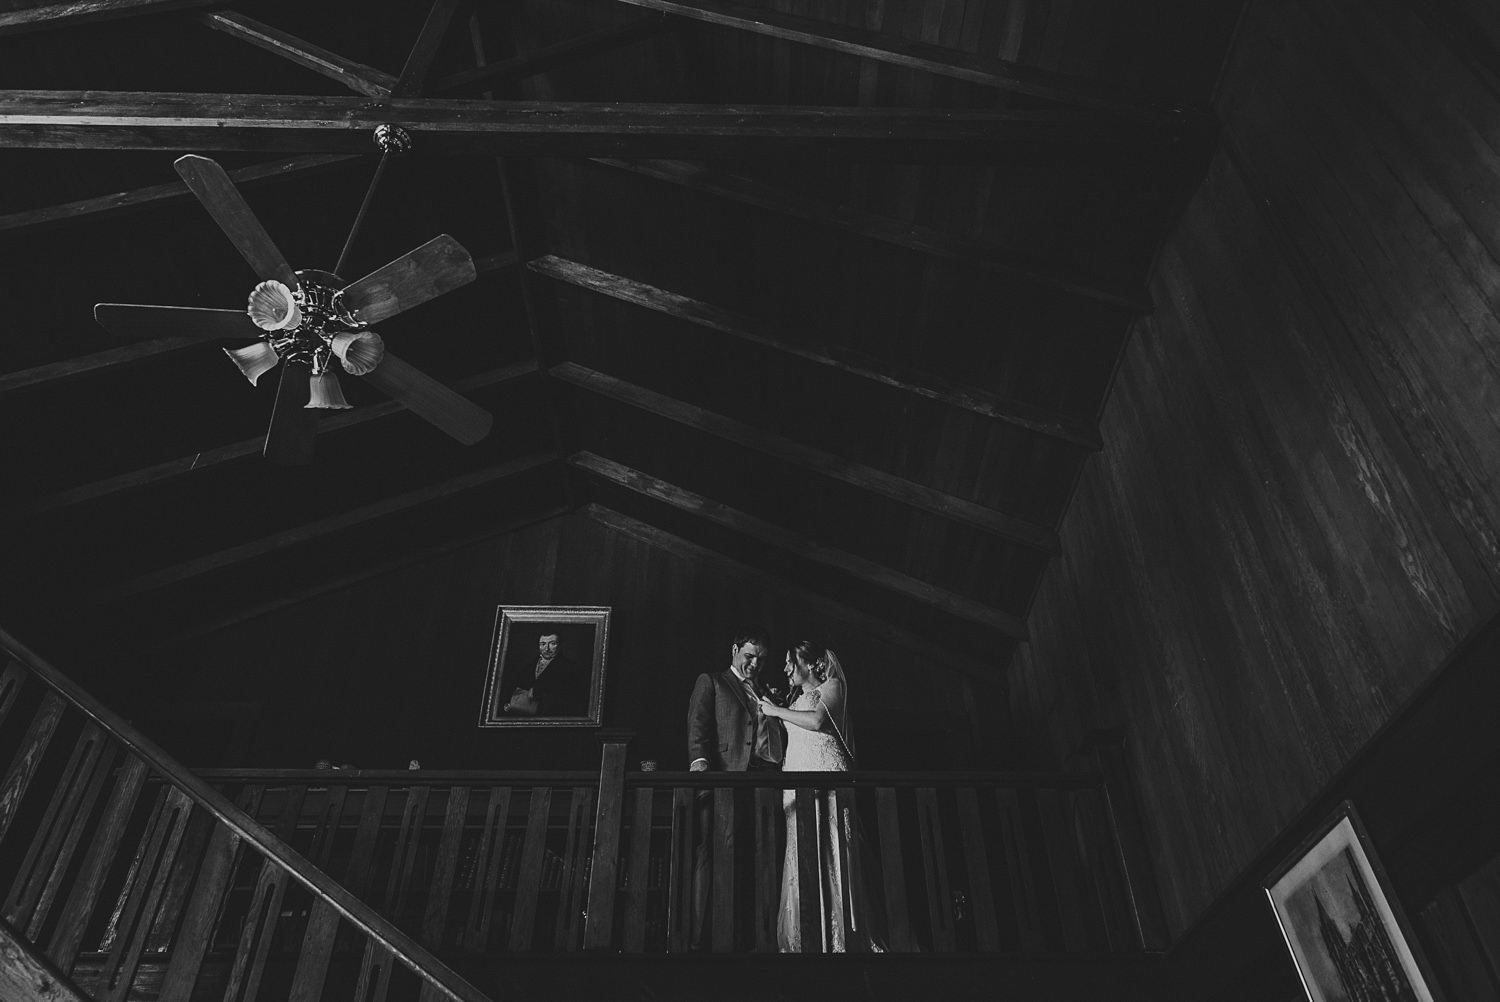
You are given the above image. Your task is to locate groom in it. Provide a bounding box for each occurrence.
[685,629,785,949]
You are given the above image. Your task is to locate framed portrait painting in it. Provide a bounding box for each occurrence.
[478,605,610,728]
[1264,801,1443,1002]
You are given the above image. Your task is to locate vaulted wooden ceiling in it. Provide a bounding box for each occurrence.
[0,0,1239,683]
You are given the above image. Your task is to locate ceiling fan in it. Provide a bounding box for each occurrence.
[93,150,493,465]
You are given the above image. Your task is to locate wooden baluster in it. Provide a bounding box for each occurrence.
[462,786,510,954]
[415,786,469,1002]
[583,731,631,951]
[1035,787,1088,951]
[996,788,1044,951]
[506,786,551,952]
[0,691,67,849]
[874,787,913,951]
[0,661,28,732]
[753,787,780,952]
[334,785,387,954]
[99,787,194,1002]
[710,786,735,952]
[23,739,117,943]
[4,721,110,931]
[794,787,820,952]
[622,788,654,953]
[356,784,427,1002]
[157,820,242,1002]
[289,780,375,1002]
[553,786,594,951]
[955,787,1001,951]
[836,786,879,951]
[1091,737,1169,950]
[915,787,956,952]
[219,785,306,1002]
[665,786,692,953]
[47,755,149,972]
[144,806,216,951]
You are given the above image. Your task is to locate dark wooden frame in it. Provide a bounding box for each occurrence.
[1264,801,1442,1002]
[478,605,610,728]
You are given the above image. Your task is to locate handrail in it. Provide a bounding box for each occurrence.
[0,626,493,1002]
[194,767,1102,788]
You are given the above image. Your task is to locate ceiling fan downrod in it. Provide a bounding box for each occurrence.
[333,124,413,279]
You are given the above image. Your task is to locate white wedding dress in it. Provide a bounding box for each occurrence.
[777,678,862,952]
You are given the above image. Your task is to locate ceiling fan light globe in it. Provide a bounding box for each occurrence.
[306,370,353,410]
[247,279,302,332]
[223,341,281,385]
[331,329,385,376]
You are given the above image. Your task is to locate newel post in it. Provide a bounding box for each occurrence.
[1084,729,1169,950]
[583,728,634,950]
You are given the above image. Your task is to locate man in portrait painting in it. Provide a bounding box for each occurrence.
[503,629,589,717]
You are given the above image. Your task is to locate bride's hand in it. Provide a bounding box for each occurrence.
[757,696,779,717]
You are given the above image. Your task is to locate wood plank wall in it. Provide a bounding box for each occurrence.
[95,510,990,772]
[1009,0,1500,938]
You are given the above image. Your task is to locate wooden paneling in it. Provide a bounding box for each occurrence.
[1012,0,1500,939]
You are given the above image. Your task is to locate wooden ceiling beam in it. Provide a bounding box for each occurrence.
[83,450,556,606]
[552,362,1061,553]
[0,0,216,35]
[584,503,1003,680]
[194,13,397,98]
[148,502,571,649]
[573,451,1028,639]
[611,0,1198,127]
[531,255,1101,450]
[0,336,202,396]
[6,360,537,518]
[0,92,1167,160]
[0,154,361,235]
[589,158,1152,312]
[432,16,674,97]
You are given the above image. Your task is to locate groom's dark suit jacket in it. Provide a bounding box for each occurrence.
[687,669,786,770]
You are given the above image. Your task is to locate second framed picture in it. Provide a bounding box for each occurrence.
[478,605,610,728]
[1265,801,1441,1002]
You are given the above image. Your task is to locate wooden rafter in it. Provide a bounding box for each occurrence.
[0,0,215,35]
[432,16,674,97]
[552,362,1061,553]
[194,13,397,98]
[573,452,1028,639]
[5,361,537,519]
[585,503,1003,679]
[0,92,1167,159]
[530,255,1101,449]
[393,0,465,97]
[0,154,361,235]
[84,451,556,606]
[611,0,1198,126]
[149,503,571,649]
[590,158,1152,312]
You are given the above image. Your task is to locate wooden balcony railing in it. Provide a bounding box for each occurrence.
[0,626,1166,1001]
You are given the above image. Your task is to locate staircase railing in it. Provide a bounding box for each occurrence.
[0,626,491,1002]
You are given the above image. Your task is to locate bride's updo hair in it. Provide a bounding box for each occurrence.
[790,640,832,682]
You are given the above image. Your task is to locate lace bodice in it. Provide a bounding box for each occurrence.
[782,687,853,772]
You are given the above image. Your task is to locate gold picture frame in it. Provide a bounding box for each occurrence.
[478,605,610,728]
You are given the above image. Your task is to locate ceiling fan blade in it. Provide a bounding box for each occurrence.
[173,155,299,289]
[361,350,492,445]
[263,363,319,466]
[339,235,476,325]
[94,303,261,341]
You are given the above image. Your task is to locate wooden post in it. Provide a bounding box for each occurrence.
[584,729,632,950]
[1084,730,1169,950]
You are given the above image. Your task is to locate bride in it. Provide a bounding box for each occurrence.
[758,641,881,953]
